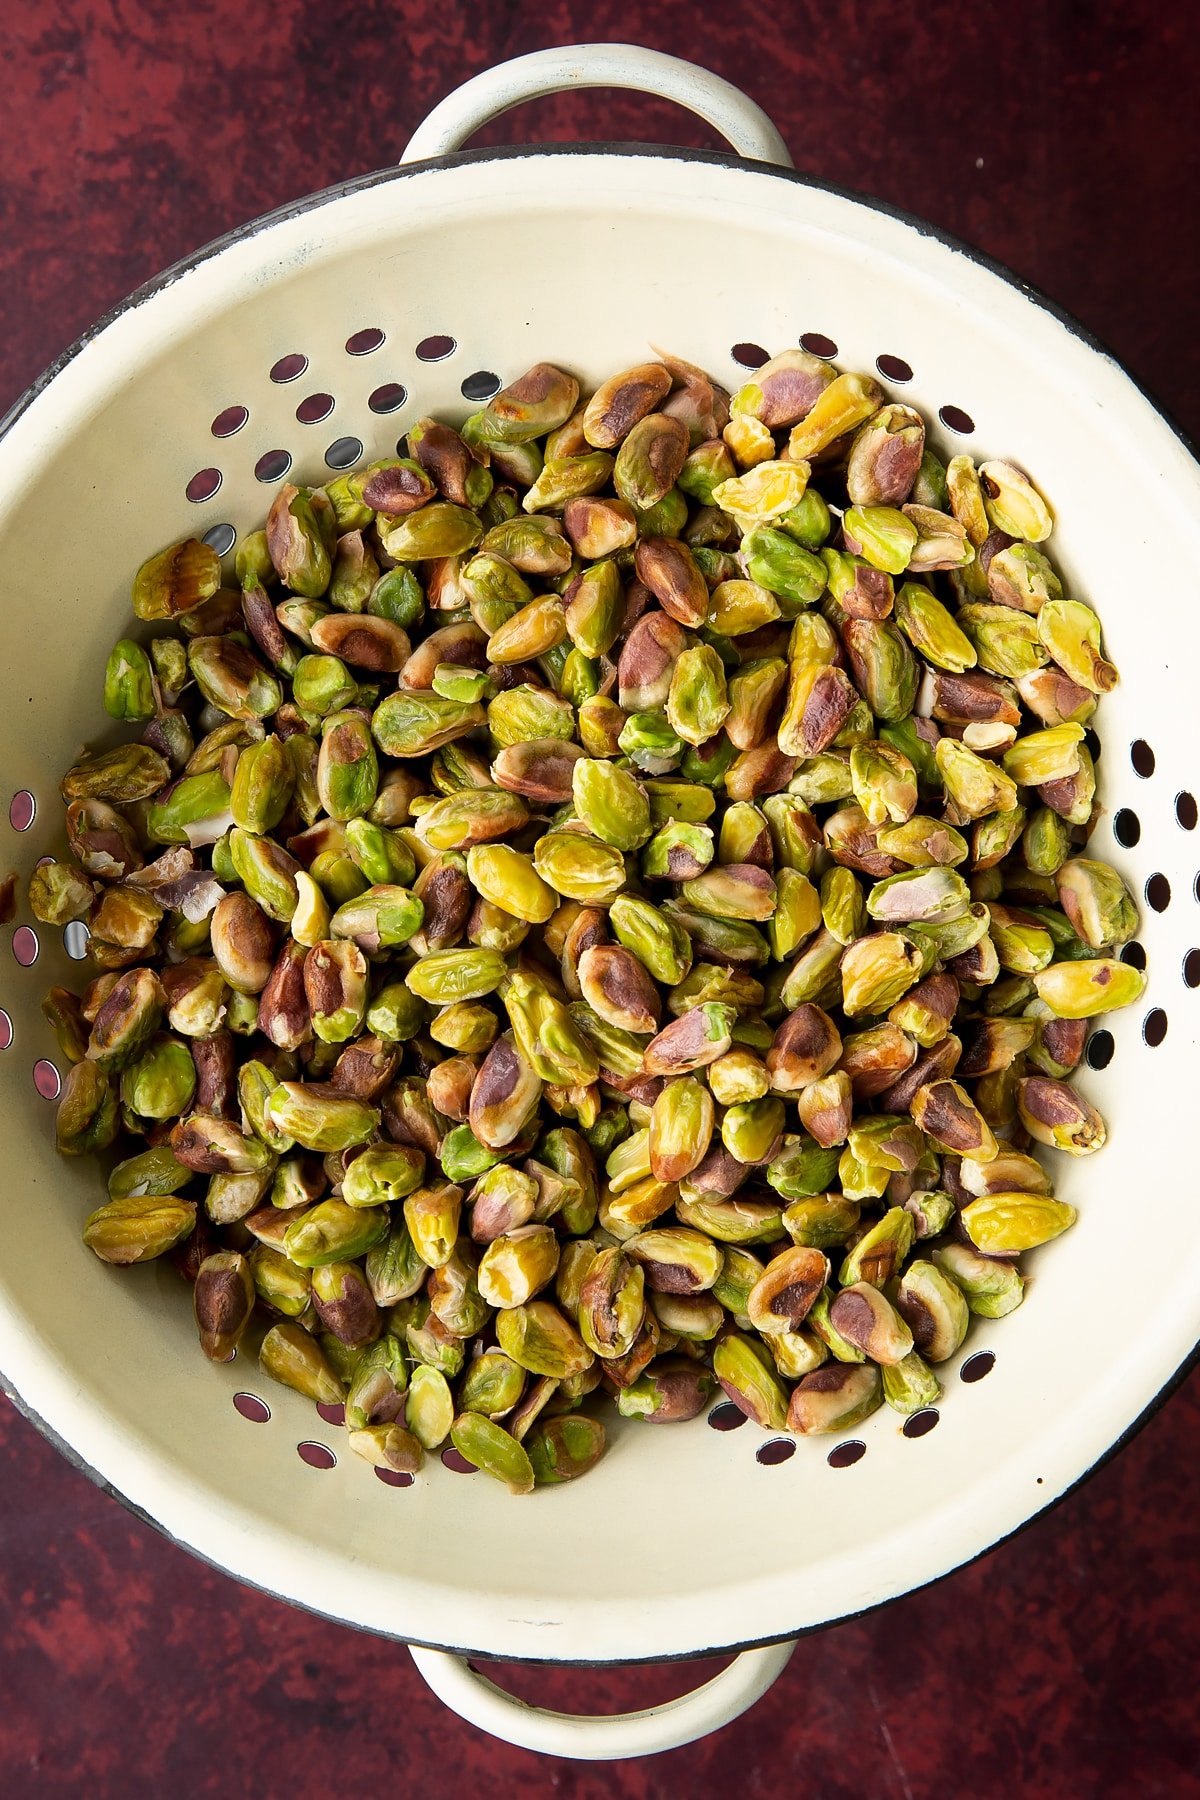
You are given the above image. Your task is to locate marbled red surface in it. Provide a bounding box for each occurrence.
[2,3,1199,1794]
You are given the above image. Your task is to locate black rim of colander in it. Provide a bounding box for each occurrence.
[1,139,1197,1673]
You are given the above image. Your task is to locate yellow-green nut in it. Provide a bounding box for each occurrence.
[744,1244,829,1336]
[405,948,508,1004]
[881,1350,942,1416]
[828,1283,914,1365]
[608,893,692,987]
[763,1327,826,1382]
[564,559,625,657]
[741,526,827,609]
[466,843,557,924]
[459,1351,526,1420]
[281,1198,389,1268]
[133,537,222,620]
[957,602,1048,680]
[978,458,1054,541]
[266,1082,379,1153]
[849,741,918,829]
[893,1260,969,1362]
[625,1226,724,1295]
[987,907,1055,974]
[1002,723,1085,788]
[767,868,820,963]
[329,884,424,954]
[1023,806,1072,877]
[495,1299,594,1379]
[482,514,573,575]
[933,1241,1025,1318]
[780,1195,860,1250]
[868,866,972,926]
[61,741,171,805]
[910,1079,998,1161]
[404,1364,455,1449]
[142,768,229,847]
[477,1224,561,1308]
[649,1078,715,1183]
[721,1097,785,1166]
[316,710,378,822]
[481,361,580,444]
[1055,857,1138,949]
[681,863,777,923]
[815,866,862,949]
[403,1182,464,1270]
[366,980,426,1042]
[106,1145,191,1200]
[606,1128,652,1193]
[303,939,368,1043]
[293,653,358,717]
[961,1192,1077,1254]
[523,450,615,513]
[342,1144,426,1207]
[707,1049,770,1107]
[524,1415,607,1482]
[893,581,977,673]
[712,1330,790,1428]
[707,1245,763,1318]
[376,501,483,563]
[450,1412,535,1495]
[788,1360,883,1433]
[577,1245,647,1358]
[651,1291,725,1342]
[347,1423,425,1475]
[1032,958,1146,1019]
[119,1035,197,1121]
[372,690,485,758]
[259,1322,344,1405]
[1016,1075,1106,1155]
[488,683,575,748]
[838,1205,915,1289]
[417,788,529,852]
[839,932,924,1016]
[82,1193,195,1264]
[103,637,156,722]
[28,861,94,927]
[600,1175,677,1240]
[571,758,651,852]
[506,981,599,1088]
[364,1218,428,1308]
[534,830,627,903]
[666,643,730,748]
[188,634,282,721]
[843,504,918,575]
[229,828,300,923]
[230,734,294,834]
[248,1244,312,1319]
[1036,599,1118,694]
[430,1002,498,1054]
[935,739,1020,820]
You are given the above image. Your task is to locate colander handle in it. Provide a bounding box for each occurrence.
[401,44,793,168]
[407,1638,796,1760]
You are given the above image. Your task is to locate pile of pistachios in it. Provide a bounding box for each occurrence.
[33,346,1143,1492]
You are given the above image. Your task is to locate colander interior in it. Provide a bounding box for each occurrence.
[0,146,1194,1664]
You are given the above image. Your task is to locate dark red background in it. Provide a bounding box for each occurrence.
[2,3,1198,1794]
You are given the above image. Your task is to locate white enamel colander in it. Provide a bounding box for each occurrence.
[0,41,1196,1763]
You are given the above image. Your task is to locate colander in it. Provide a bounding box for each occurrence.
[1,40,1196,1763]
